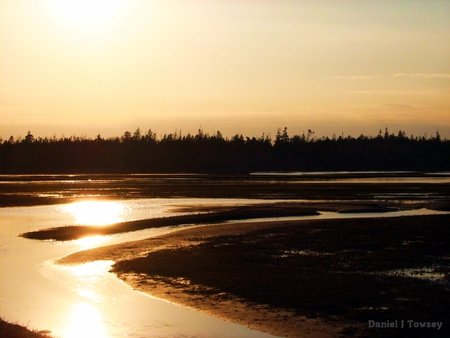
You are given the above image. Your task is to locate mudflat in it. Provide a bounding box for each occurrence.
[59,212,450,338]
[22,199,448,241]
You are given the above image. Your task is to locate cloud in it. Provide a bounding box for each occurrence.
[391,73,450,79]
[335,73,450,79]
[391,73,408,77]
[348,90,437,95]
[333,75,381,80]
[380,104,415,109]
[410,73,450,79]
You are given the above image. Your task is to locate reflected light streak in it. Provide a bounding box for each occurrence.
[65,303,109,338]
[78,289,101,302]
[74,235,111,248]
[64,200,124,225]
[69,261,114,277]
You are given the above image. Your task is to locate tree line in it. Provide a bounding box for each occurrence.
[0,127,448,173]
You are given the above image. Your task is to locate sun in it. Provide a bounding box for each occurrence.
[49,0,123,29]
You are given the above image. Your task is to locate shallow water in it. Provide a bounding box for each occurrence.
[232,207,450,224]
[251,171,450,184]
[0,199,279,338]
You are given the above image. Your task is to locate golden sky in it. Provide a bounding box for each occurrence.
[1,0,449,139]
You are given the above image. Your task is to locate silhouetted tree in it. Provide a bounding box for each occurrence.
[0,128,448,173]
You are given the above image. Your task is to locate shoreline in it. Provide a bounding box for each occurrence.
[117,272,349,338]
[59,218,360,338]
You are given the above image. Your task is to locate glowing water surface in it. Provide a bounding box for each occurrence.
[1,198,448,337]
[0,198,279,338]
[63,200,125,225]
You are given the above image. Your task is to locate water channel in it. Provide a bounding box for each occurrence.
[1,199,283,338]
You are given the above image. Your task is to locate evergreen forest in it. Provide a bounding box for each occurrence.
[0,128,448,173]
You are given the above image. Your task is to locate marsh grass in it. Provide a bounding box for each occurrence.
[0,318,52,338]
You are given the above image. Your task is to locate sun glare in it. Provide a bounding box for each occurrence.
[73,235,111,248]
[49,0,123,29]
[69,260,114,277]
[64,200,124,225]
[65,303,108,338]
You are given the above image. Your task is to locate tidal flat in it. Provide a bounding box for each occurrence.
[2,172,450,208]
[2,172,450,337]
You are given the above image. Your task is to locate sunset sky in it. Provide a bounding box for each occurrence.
[1,0,449,140]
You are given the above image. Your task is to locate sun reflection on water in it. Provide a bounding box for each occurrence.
[68,260,114,277]
[60,261,114,337]
[63,200,124,225]
[73,235,111,248]
[77,289,101,302]
[65,303,109,338]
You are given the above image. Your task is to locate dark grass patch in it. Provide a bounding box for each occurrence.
[0,318,52,338]
[113,214,450,338]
